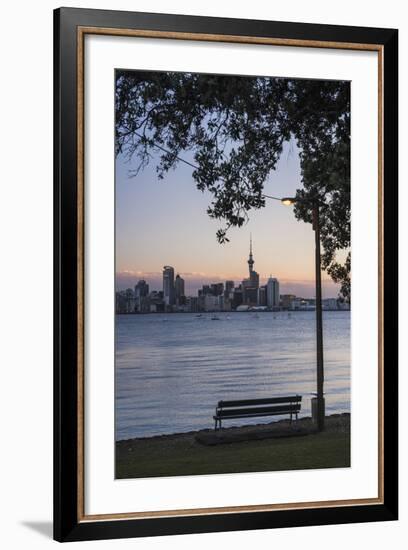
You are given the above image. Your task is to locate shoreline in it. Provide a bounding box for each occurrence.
[116,412,350,444]
[116,309,349,315]
[116,414,350,479]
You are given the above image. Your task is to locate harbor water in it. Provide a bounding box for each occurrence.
[115,311,350,440]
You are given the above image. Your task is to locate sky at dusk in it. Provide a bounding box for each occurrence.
[116,137,342,299]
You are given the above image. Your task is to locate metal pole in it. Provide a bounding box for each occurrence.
[313,203,325,431]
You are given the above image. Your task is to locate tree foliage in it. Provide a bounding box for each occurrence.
[115,71,350,299]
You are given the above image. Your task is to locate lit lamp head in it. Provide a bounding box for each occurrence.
[281,197,296,206]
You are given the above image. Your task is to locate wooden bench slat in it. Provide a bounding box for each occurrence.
[214,410,299,420]
[215,404,301,418]
[218,396,301,408]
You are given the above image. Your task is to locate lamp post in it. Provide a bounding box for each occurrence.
[268,194,325,431]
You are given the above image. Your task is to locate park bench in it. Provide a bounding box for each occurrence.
[213,395,302,430]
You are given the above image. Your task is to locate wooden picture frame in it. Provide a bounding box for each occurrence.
[54,7,398,542]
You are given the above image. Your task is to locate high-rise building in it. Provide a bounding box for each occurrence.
[243,286,258,305]
[135,279,149,298]
[163,266,175,306]
[174,274,185,305]
[267,276,280,309]
[225,280,235,293]
[211,282,224,296]
[149,290,165,313]
[133,280,151,313]
[116,290,135,313]
[258,285,267,306]
[232,287,243,309]
[115,288,137,313]
[198,285,211,297]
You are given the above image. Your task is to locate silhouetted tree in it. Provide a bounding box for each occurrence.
[115,71,350,300]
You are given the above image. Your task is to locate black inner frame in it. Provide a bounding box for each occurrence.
[54,7,398,542]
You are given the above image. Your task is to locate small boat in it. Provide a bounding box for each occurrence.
[195,314,203,318]
[211,315,220,320]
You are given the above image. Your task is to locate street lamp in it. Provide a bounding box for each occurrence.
[265,194,325,431]
[281,196,325,431]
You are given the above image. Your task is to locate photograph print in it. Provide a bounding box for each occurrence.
[114,70,351,479]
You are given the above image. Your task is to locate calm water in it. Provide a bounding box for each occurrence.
[115,311,350,440]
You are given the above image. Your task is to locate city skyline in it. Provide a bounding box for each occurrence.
[116,267,340,299]
[116,232,341,299]
[116,237,347,315]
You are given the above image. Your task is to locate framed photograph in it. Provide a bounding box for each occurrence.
[54,7,398,542]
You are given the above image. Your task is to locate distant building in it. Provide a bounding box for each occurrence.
[258,285,267,307]
[115,291,127,313]
[187,296,200,312]
[225,280,234,293]
[232,287,243,309]
[291,298,315,311]
[198,285,212,297]
[267,277,280,309]
[149,290,165,313]
[197,294,205,311]
[204,294,221,312]
[243,286,258,306]
[116,288,136,313]
[211,282,224,296]
[281,294,296,310]
[198,283,224,297]
[135,279,149,298]
[163,266,175,306]
[174,274,185,305]
[222,296,232,311]
[134,280,150,312]
[322,298,338,310]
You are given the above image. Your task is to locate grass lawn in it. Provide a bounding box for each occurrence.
[116,414,350,479]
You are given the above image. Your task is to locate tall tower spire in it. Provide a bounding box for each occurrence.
[248,233,254,276]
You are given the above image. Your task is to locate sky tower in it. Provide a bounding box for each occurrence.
[248,233,255,276]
